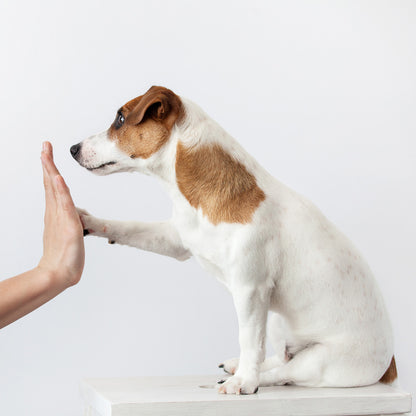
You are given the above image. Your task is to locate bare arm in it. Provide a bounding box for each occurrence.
[0,142,85,329]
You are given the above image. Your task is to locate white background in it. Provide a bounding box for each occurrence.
[0,1,414,415]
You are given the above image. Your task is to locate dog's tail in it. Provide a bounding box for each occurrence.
[379,355,398,384]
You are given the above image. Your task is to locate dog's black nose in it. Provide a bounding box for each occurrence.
[70,143,81,159]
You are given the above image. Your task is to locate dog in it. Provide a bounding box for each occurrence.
[71,85,397,394]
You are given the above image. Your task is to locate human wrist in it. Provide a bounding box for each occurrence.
[35,263,71,292]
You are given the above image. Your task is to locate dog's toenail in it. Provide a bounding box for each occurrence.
[240,386,259,395]
[218,364,224,368]
[217,379,226,384]
[109,240,115,244]
[83,229,90,236]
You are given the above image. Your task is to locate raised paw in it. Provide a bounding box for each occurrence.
[219,357,239,375]
[77,208,93,234]
[217,375,259,395]
[76,207,106,236]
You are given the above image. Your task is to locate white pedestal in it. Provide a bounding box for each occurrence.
[80,375,412,416]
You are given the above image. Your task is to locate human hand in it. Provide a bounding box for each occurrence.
[38,142,85,289]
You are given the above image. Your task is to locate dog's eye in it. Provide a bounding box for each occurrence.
[115,113,125,129]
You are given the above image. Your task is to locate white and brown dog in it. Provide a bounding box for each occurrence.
[71,86,396,394]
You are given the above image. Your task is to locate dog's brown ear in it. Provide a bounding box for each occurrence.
[126,86,183,129]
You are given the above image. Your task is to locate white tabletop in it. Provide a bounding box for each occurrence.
[80,375,412,416]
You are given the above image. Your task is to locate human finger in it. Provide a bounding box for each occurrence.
[41,142,61,178]
[42,141,54,162]
[41,152,59,208]
[41,149,57,215]
[55,174,80,220]
[41,159,53,199]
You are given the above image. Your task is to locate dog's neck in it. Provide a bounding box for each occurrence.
[142,98,270,224]
[139,98,223,185]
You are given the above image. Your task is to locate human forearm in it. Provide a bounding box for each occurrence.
[0,266,66,329]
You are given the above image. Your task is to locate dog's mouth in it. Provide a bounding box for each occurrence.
[86,161,117,171]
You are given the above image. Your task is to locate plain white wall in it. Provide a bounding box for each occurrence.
[0,0,414,414]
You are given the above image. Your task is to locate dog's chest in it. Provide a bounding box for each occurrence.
[173,205,244,283]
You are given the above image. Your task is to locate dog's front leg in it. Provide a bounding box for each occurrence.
[77,209,191,261]
[218,284,269,394]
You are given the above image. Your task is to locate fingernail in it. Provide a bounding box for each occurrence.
[42,142,46,152]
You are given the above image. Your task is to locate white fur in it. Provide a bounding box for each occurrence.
[75,97,394,395]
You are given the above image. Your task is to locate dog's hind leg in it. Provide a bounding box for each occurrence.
[260,341,391,388]
[77,209,191,261]
[259,343,328,387]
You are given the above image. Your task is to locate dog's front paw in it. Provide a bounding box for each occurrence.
[77,208,108,237]
[219,357,239,375]
[76,208,92,235]
[217,374,259,395]
[77,208,95,235]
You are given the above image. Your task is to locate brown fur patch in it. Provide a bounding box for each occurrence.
[175,141,266,225]
[110,117,171,159]
[379,356,398,384]
[109,86,184,159]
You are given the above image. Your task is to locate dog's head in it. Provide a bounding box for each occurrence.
[71,86,184,175]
